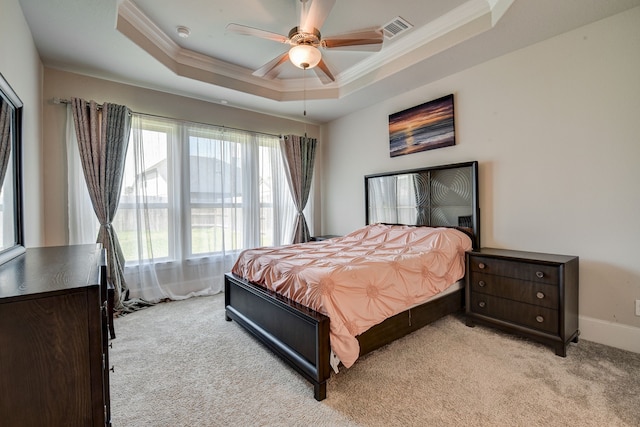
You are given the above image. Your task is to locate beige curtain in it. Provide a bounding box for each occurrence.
[279,134,317,243]
[71,98,131,311]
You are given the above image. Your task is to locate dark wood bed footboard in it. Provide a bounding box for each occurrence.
[225,272,464,401]
[224,273,331,400]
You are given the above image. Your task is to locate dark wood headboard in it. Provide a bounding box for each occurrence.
[364,161,480,248]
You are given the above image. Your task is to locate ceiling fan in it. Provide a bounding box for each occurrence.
[226,0,384,84]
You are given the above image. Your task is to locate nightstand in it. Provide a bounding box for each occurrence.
[465,248,579,357]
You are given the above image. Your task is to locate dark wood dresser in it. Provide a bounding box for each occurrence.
[0,244,111,426]
[465,248,579,357]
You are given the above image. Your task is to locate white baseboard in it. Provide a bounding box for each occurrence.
[579,315,640,354]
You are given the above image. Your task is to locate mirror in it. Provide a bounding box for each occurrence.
[365,161,479,247]
[0,73,24,264]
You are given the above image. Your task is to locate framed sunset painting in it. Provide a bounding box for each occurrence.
[389,94,455,157]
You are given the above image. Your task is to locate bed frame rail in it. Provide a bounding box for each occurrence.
[357,289,463,356]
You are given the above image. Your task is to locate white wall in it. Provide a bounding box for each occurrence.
[0,0,44,246]
[321,7,640,352]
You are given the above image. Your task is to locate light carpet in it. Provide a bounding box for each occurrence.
[110,294,640,426]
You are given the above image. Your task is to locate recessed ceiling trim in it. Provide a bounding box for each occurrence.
[486,0,515,25]
[116,0,179,59]
[177,48,342,98]
[116,0,301,100]
[337,0,514,95]
[116,0,514,103]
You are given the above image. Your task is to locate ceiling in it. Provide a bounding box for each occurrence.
[18,0,640,123]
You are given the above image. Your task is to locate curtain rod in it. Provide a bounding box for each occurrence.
[53,97,129,115]
[52,97,87,106]
[52,97,281,138]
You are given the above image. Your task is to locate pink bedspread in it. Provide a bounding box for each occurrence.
[231,223,472,368]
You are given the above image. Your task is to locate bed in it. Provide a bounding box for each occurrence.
[224,161,480,400]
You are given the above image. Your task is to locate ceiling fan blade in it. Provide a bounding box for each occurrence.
[298,0,308,30]
[301,0,336,33]
[322,29,384,51]
[313,58,335,84]
[226,23,289,44]
[252,52,290,79]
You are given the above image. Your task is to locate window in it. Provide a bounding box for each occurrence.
[114,115,296,266]
[116,121,173,261]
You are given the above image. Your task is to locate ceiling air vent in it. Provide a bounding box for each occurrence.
[382,16,413,40]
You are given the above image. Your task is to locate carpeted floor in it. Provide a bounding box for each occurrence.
[110,294,640,426]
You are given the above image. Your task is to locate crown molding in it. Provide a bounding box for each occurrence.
[116,0,513,102]
[337,0,514,96]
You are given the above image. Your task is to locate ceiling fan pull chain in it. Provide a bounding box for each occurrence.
[303,67,308,137]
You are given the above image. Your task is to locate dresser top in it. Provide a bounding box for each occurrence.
[0,244,103,300]
[468,247,578,264]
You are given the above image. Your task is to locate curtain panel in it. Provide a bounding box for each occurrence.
[66,105,100,244]
[279,134,317,243]
[71,98,131,310]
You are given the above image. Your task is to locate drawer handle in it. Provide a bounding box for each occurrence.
[478,263,486,269]
[536,292,545,299]
[536,315,544,323]
[536,271,544,279]
[478,280,486,287]
[478,301,486,308]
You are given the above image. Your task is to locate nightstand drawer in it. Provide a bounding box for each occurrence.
[470,293,559,335]
[469,272,558,308]
[469,256,559,285]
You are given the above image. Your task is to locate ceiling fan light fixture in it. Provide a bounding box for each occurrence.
[289,44,321,69]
